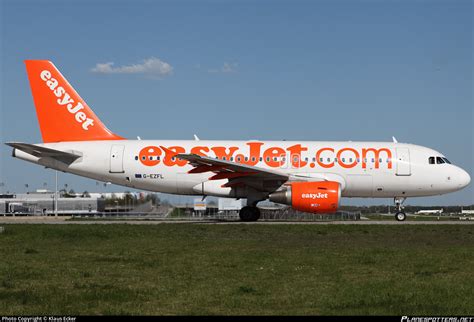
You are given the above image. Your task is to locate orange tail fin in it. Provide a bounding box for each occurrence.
[24,60,124,143]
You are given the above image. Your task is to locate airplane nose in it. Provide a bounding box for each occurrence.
[457,168,471,188]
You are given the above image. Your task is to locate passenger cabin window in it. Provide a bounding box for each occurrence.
[429,157,435,164]
[436,157,445,164]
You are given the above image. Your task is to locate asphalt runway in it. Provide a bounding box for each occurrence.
[0,217,473,225]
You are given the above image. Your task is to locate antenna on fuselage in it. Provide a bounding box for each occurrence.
[194,134,200,141]
[392,136,398,143]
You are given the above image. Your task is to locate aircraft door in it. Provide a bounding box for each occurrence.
[110,145,125,173]
[396,148,411,176]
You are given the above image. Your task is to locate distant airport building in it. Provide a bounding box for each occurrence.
[0,190,104,215]
[218,198,245,211]
[193,199,207,211]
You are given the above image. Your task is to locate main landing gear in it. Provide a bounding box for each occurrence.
[239,206,261,222]
[394,197,407,221]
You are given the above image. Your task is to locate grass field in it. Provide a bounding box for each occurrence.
[0,224,473,315]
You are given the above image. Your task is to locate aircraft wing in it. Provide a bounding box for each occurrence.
[5,142,81,164]
[174,152,289,190]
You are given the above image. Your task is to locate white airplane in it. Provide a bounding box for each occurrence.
[415,209,444,214]
[6,60,471,221]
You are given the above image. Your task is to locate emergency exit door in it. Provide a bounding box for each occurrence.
[396,148,411,176]
[110,145,125,173]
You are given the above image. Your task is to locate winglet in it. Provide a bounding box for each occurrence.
[160,145,177,156]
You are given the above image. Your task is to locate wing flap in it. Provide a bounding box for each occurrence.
[175,152,289,181]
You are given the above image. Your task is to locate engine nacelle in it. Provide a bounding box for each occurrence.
[269,181,341,214]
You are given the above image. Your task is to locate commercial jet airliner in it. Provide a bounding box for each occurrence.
[6,61,471,221]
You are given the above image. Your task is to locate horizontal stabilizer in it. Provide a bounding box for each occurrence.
[5,142,81,164]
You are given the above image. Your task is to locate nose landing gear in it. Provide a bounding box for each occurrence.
[394,197,407,221]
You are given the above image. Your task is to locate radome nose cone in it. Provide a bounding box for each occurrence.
[459,168,471,188]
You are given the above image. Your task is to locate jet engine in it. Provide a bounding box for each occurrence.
[269,181,341,213]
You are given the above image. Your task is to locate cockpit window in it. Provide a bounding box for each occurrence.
[442,157,451,164]
[429,157,435,164]
[436,157,445,164]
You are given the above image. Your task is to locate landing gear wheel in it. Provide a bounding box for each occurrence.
[395,212,406,221]
[393,197,407,222]
[239,206,261,222]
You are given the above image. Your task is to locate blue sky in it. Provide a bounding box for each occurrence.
[0,0,472,205]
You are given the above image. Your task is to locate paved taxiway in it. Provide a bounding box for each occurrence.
[0,217,472,225]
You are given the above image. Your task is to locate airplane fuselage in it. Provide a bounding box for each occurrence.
[13,140,470,200]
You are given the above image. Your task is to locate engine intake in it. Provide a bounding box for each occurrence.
[269,181,340,214]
